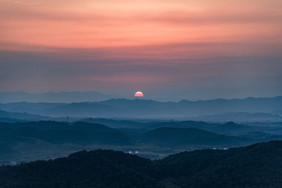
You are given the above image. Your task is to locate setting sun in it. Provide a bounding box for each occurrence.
[134,91,144,98]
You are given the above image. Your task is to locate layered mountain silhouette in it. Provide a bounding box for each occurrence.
[0,120,261,164]
[1,96,282,118]
[0,91,115,103]
[0,121,132,146]
[0,121,254,149]
[0,110,48,122]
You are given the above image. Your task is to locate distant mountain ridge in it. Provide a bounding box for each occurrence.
[0,91,116,103]
[1,96,282,118]
[0,110,47,122]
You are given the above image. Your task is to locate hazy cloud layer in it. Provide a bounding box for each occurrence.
[0,0,282,100]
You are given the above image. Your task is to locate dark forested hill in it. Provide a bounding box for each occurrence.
[155,140,282,188]
[0,150,159,188]
[0,121,132,146]
[1,141,282,188]
[0,120,280,164]
[142,127,251,148]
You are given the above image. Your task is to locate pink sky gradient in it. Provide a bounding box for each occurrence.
[1,0,281,49]
[0,0,282,100]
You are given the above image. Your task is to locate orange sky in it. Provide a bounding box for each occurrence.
[1,0,282,100]
[1,0,282,52]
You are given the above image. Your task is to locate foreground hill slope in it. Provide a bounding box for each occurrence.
[0,150,158,188]
[156,141,282,187]
[1,141,282,187]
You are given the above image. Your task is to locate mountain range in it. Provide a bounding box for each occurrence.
[1,96,282,119]
[0,120,261,164]
[0,91,115,103]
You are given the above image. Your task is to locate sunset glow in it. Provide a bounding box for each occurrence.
[1,0,281,50]
[1,0,282,100]
[135,91,144,98]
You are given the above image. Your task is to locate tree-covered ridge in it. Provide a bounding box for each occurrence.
[155,141,282,187]
[0,121,133,146]
[1,141,282,187]
[0,150,159,188]
[142,127,248,147]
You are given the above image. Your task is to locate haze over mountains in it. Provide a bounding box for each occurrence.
[1,93,282,187]
[1,96,282,187]
[0,91,116,103]
[2,119,282,164]
[0,96,282,120]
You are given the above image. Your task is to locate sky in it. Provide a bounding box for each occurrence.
[0,0,282,101]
